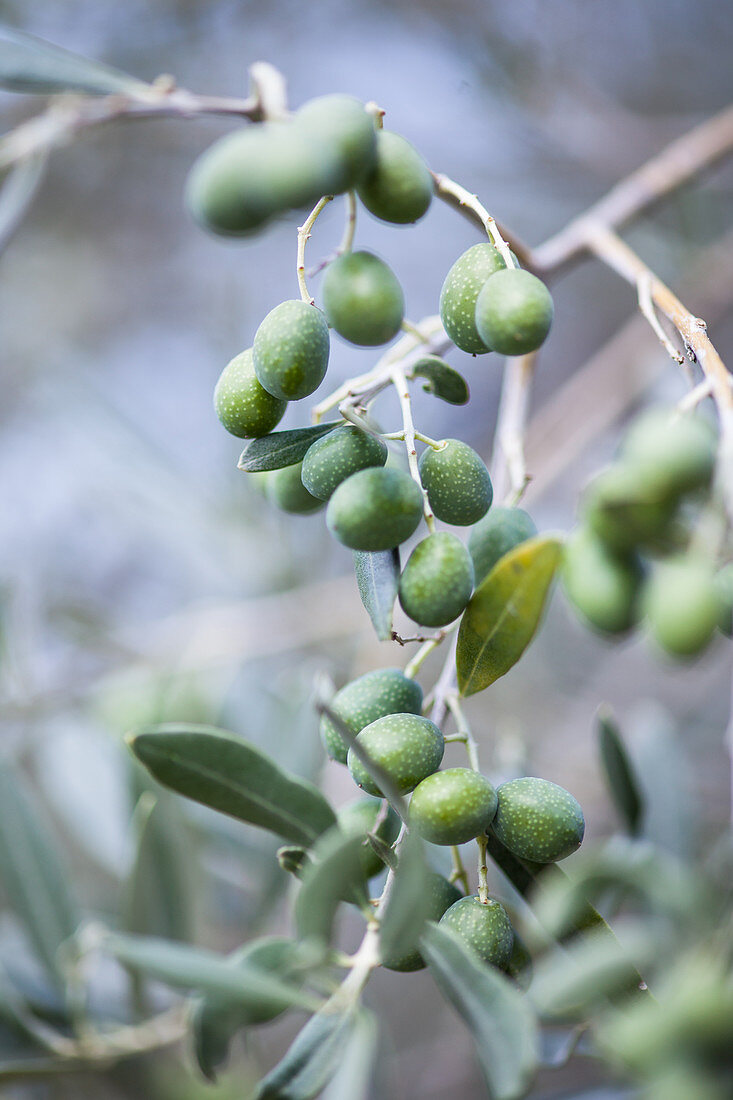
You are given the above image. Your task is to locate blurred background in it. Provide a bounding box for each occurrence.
[1,1,732,1097]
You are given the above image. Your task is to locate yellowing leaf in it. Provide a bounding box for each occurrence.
[456,535,562,696]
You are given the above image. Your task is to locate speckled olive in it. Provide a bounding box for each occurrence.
[295,94,377,191]
[468,506,538,586]
[643,557,720,658]
[398,533,474,627]
[322,251,404,346]
[337,797,401,879]
[439,895,514,968]
[381,874,462,972]
[582,465,677,553]
[418,439,493,526]
[253,300,329,401]
[439,243,509,354]
[356,130,432,224]
[320,667,423,765]
[213,349,287,438]
[620,408,717,499]
[347,713,444,798]
[326,467,423,552]
[562,526,642,635]
[301,425,387,501]
[474,268,553,356]
[491,777,585,864]
[409,768,498,846]
[266,463,324,514]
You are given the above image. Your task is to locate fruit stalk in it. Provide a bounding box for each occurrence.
[297,195,334,304]
[390,363,436,532]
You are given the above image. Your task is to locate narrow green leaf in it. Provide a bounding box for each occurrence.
[254,1008,355,1100]
[0,27,147,95]
[378,833,429,965]
[238,422,341,473]
[0,154,46,256]
[410,356,469,405]
[353,549,399,641]
[597,707,644,837]
[105,933,320,1014]
[457,534,562,696]
[0,761,80,986]
[121,792,197,942]
[127,724,337,846]
[295,828,370,944]
[422,922,538,1100]
[321,1011,378,1100]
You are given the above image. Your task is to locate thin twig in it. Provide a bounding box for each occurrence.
[431,172,517,269]
[390,363,435,532]
[297,196,334,303]
[490,352,538,505]
[636,272,686,366]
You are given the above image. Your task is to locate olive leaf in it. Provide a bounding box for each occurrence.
[238,422,341,473]
[254,1007,357,1100]
[378,833,430,965]
[352,548,400,641]
[597,706,644,837]
[127,724,337,846]
[409,356,469,405]
[105,933,320,1013]
[0,760,80,987]
[321,1011,378,1100]
[0,26,147,95]
[295,827,370,944]
[0,155,47,257]
[422,922,539,1100]
[457,534,562,696]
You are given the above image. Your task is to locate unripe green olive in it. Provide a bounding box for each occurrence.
[253,300,329,401]
[561,526,642,635]
[347,713,444,798]
[320,667,423,765]
[419,439,493,526]
[326,467,423,552]
[381,873,462,972]
[266,463,324,514]
[409,768,498,845]
[295,94,377,191]
[714,563,733,637]
[439,243,509,354]
[439,895,514,968]
[620,408,717,499]
[474,268,554,356]
[214,349,287,438]
[337,797,401,879]
[322,251,405,346]
[356,130,432,224]
[398,533,474,628]
[186,122,342,237]
[301,425,388,501]
[468,506,537,587]
[491,777,585,863]
[643,556,720,657]
[582,465,677,553]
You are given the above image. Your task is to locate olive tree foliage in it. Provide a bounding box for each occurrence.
[0,25,732,1100]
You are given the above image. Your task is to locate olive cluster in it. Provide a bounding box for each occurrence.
[562,408,733,656]
[322,667,584,972]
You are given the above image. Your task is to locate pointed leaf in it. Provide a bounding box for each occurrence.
[353,549,399,640]
[105,933,320,1013]
[238,423,341,473]
[0,760,80,986]
[295,828,369,944]
[254,1007,356,1099]
[0,27,146,95]
[410,356,469,405]
[378,833,429,964]
[422,922,538,1100]
[321,1011,378,1100]
[457,534,562,696]
[0,154,46,256]
[127,724,336,846]
[597,707,644,837]
[122,792,197,942]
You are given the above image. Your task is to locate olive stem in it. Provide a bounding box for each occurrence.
[390,363,436,532]
[297,195,334,304]
[476,834,490,904]
[445,693,480,772]
[382,429,443,449]
[449,845,471,896]
[339,191,358,254]
[490,352,537,505]
[636,272,686,366]
[431,172,516,270]
[401,319,430,343]
[404,626,453,679]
